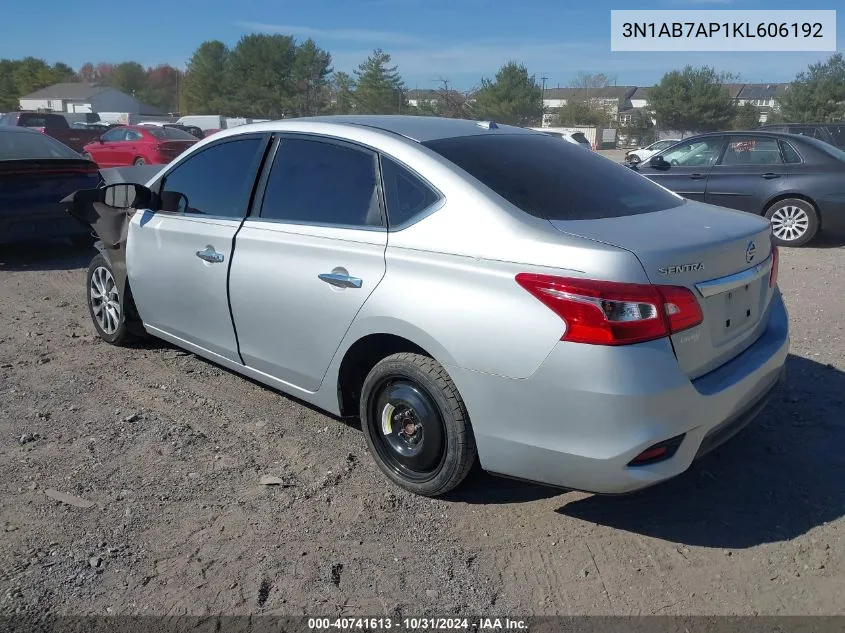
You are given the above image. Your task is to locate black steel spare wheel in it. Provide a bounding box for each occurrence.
[360,352,477,496]
[372,379,446,481]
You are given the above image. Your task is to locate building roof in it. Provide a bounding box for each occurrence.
[21,82,111,100]
[543,86,636,100]
[736,83,790,100]
[630,87,651,100]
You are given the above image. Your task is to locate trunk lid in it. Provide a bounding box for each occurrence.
[550,200,776,379]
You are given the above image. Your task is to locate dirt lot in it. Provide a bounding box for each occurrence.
[1,237,844,618]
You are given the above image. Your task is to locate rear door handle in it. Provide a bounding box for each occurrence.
[689,173,706,180]
[318,273,362,289]
[196,247,224,263]
[762,172,781,179]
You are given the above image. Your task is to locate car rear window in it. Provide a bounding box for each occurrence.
[18,113,68,128]
[0,130,82,160]
[147,126,197,140]
[422,134,684,221]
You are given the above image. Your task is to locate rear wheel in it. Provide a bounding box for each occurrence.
[765,198,818,247]
[360,353,476,497]
[133,157,146,166]
[86,253,132,346]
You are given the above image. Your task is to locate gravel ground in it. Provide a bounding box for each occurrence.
[1,236,843,618]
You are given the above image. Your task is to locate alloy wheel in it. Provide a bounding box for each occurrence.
[770,204,810,243]
[90,266,120,334]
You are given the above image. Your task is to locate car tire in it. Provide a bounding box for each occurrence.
[764,198,818,247]
[628,154,641,164]
[86,253,133,346]
[133,157,146,166]
[359,352,477,497]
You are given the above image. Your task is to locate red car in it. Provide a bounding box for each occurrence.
[82,125,198,167]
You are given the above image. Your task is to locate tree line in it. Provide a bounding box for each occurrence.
[1,33,843,133]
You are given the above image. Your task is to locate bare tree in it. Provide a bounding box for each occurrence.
[570,72,617,89]
[433,77,472,119]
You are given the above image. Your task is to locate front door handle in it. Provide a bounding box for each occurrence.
[196,247,224,263]
[689,173,706,180]
[318,272,362,289]
[761,172,781,179]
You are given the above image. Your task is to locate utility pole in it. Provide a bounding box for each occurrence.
[541,76,548,126]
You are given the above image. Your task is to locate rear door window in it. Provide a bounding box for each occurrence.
[719,137,782,165]
[422,133,684,221]
[259,137,383,228]
[779,140,802,164]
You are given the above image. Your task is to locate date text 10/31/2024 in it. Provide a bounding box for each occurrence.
[307,617,529,630]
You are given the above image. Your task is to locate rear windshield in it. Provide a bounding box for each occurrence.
[422,133,684,221]
[570,132,589,144]
[826,124,845,147]
[18,113,68,128]
[0,130,82,160]
[147,126,196,140]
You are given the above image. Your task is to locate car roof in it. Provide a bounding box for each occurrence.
[229,115,541,143]
[680,130,808,141]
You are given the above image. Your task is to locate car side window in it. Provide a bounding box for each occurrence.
[720,137,782,165]
[779,140,802,164]
[259,137,382,228]
[126,130,144,141]
[380,155,440,228]
[159,137,263,217]
[661,137,724,167]
[102,129,126,142]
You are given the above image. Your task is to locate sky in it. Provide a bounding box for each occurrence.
[1,0,842,90]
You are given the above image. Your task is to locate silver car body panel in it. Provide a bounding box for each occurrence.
[118,115,789,493]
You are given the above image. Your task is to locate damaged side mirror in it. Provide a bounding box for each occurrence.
[102,183,153,209]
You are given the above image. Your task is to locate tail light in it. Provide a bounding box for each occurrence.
[32,126,46,133]
[769,245,779,288]
[515,274,703,346]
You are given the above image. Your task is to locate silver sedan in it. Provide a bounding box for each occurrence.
[68,115,789,497]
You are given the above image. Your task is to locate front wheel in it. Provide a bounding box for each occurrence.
[360,353,477,497]
[86,253,132,346]
[765,198,818,247]
[627,154,641,164]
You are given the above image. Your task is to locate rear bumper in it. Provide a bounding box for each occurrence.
[0,209,90,245]
[449,290,790,494]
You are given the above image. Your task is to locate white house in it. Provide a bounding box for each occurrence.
[18,83,164,115]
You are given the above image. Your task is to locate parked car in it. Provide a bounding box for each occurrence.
[760,122,845,150]
[82,125,198,167]
[625,138,680,164]
[137,122,205,140]
[64,115,788,497]
[0,111,105,153]
[628,130,845,247]
[1,126,99,246]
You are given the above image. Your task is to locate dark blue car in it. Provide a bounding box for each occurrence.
[630,130,845,247]
[1,126,100,247]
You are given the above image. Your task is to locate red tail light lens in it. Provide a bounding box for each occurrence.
[769,245,779,288]
[515,274,703,346]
